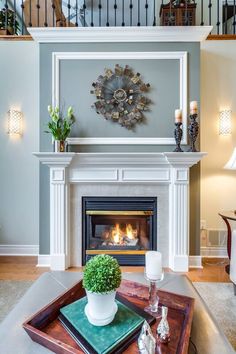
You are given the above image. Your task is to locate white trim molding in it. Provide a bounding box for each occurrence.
[201,247,228,258]
[28,26,213,43]
[189,256,203,268]
[52,51,188,145]
[37,255,51,267]
[0,244,39,256]
[34,152,207,272]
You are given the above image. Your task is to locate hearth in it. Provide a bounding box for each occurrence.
[82,197,157,265]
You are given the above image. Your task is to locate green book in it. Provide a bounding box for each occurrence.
[59,295,151,354]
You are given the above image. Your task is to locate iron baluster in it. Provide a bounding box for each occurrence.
[5,0,8,34]
[90,0,93,26]
[99,0,101,27]
[114,0,117,27]
[21,0,24,34]
[29,0,32,26]
[224,0,228,34]
[208,0,212,26]
[153,0,156,26]
[14,0,16,33]
[36,0,40,27]
[137,0,140,26]
[200,0,204,25]
[83,0,86,27]
[52,0,55,27]
[234,0,236,34]
[106,0,109,26]
[217,0,220,35]
[145,0,148,26]
[44,0,48,26]
[130,0,133,26]
[122,0,125,26]
[67,0,71,27]
[75,0,78,26]
[60,0,63,26]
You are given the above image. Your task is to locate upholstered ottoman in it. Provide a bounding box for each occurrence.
[0,272,234,354]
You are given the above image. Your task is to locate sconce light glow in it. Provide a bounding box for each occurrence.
[7,110,23,136]
[219,110,232,135]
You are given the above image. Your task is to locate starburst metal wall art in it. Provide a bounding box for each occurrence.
[90,64,151,129]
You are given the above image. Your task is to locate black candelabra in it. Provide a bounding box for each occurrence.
[173,122,183,152]
[188,113,199,152]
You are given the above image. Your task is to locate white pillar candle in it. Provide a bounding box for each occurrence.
[175,109,182,123]
[190,101,198,114]
[145,251,162,280]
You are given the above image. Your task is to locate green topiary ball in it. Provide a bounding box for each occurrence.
[83,254,122,294]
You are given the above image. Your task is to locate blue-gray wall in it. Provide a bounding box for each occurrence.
[40,42,200,255]
[0,42,39,247]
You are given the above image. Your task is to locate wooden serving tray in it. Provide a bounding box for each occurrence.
[23,279,194,354]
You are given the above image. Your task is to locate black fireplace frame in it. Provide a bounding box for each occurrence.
[82,196,157,266]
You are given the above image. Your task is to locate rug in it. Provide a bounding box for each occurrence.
[0,280,33,322]
[194,282,236,351]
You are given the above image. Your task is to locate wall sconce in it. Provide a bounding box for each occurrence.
[7,110,23,136]
[219,110,232,135]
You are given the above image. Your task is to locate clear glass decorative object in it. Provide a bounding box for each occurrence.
[144,271,164,317]
[157,306,170,344]
[138,320,156,354]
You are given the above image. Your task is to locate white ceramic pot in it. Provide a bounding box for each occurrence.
[85,290,118,326]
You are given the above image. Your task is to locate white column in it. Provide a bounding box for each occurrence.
[50,167,70,270]
[33,153,75,270]
[169,167,189,272]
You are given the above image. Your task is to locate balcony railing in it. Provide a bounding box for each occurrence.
[0,0,235,37]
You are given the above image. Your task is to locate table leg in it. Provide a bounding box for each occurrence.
[219,215,232,274]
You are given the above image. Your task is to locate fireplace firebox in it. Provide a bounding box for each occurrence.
[82,197,157,265]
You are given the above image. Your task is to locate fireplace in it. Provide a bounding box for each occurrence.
[82,197,157,265]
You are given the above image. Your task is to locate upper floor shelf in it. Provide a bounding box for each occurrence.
[0,0,235,40]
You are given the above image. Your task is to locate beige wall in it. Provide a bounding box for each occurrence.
[201,41,236,230]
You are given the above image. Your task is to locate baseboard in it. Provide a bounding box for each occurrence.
[189,255,203,268]
[0,244,39,256]
[201,246,227,258]
[37,255,51,267]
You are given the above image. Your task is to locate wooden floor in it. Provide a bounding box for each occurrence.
[0,256,231,282]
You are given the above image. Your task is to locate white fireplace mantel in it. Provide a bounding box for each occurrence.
[34,152,206,271]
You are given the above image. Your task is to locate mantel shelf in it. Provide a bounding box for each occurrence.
[28,26,213,43]
[33,151,207,168]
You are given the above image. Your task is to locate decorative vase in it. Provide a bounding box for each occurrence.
[54,140,67,153]
[85,290,118,326]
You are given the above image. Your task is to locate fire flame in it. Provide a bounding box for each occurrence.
[126,223,135,240]
[111,223,137,244]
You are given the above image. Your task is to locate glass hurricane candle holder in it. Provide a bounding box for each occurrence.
[144,270,164,317]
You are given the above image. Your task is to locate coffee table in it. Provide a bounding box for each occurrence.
[0,272,234,354]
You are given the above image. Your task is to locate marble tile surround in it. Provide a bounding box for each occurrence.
[70,183,169,267]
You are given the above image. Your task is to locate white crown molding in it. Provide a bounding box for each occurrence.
[33,152,76,167]
[28,26,213,43]
[0,244,39,256]
[53,51,188,145]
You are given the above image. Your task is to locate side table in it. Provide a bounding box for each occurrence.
[219,210,236,274]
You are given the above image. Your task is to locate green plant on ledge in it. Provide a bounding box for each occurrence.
[83,254,122,294]
[46,105,76,141]
[0,8,20,35]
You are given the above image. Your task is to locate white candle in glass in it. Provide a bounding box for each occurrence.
[175,109,182,123]
[145,251,162,280]
[190,101,198,114]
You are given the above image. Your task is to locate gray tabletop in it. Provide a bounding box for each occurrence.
[0,272,234,354]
